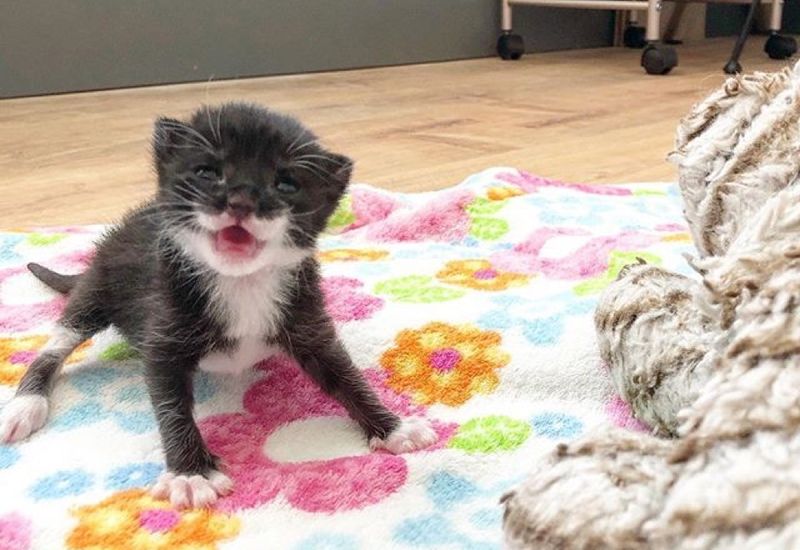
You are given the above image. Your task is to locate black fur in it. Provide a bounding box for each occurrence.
[18,102,400,484]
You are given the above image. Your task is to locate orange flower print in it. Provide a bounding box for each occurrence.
[0,336,91,386]
[436,260,530,291]
[318,248,390,263]
[486,186,524,201]
[67,489,239,550]
[380,322,510,406]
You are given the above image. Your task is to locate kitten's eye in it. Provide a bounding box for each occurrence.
[194,165,220,180]
[276,176,299,194]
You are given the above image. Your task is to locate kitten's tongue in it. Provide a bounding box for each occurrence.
[215,225,258,258]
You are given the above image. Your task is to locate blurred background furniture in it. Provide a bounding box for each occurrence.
[497,0,797,74]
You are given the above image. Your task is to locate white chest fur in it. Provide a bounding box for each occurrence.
[209,268,292,340]
[198,338,280,374]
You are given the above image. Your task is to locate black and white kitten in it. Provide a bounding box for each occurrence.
[0,103,436,508]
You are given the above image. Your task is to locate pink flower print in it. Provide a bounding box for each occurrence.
[654,223,687,232]
[490,227,658,279]
[0,298,67,332]
[200,355,456,514]
[348,187,401,231]
[0,512,31,550]
[0,249,93,286]
[321,276,384,322]
[0,249,93,332]
[605,396,649,433]
[361,189,475,242]
[496,170,632,196]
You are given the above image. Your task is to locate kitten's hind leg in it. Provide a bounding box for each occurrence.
[1,325,92,442]
[0,283,107,443]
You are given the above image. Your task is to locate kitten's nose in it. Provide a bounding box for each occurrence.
[226,193,256,220]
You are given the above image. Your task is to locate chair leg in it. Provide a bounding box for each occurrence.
[769,0,783,31]
[764,0,797,60]
[497,0,525,60]
[723,0,761,74]
[645,0,661,42]
[663,3,687,44]
[641,0,679,75]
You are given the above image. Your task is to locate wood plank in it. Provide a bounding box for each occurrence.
[0,37,792,227]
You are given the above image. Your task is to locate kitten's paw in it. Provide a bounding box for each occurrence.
[151,470,233,509]
[370,417,437,454]
[0,395,49,443]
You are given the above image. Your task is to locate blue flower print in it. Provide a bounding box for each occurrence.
[29,468,93,500]
[393,471,522,549]
[105,462,163,491]
[479,292,595,346]
[531,412,584,439]
[0,445,20,470]
[294,533,360,550]
[53,361,217,434]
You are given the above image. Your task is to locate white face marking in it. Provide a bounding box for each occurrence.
[369,417,438,454]
[0,395,49,443]
[177,212,304,278]
[198,338,279,374]
[173,210,313,339]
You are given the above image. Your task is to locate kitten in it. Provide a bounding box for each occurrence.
[0,103,436,508]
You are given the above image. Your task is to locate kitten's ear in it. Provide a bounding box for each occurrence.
[152,117,192,163]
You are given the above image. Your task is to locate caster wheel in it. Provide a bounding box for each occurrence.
[497,32,524,60]
[723,60,742,75]
[641,43,678,75]
[765,32,797,60]
[623,25,647,49]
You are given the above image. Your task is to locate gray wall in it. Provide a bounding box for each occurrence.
[0,1,613,98]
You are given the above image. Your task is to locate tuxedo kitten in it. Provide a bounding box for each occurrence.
[0,103,436,508]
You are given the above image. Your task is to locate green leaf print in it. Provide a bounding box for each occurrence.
[449,415,532,453]
[573,250,662,296]
[374,275,466,303]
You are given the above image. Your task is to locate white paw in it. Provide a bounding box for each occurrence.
[370,417,437,454]
[0,395,49,443]
[151,470,233,509]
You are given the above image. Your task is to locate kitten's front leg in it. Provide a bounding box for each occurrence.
[144,354,232,508]
[283,314,437,454]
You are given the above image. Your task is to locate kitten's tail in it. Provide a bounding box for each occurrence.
[27,263,80,294]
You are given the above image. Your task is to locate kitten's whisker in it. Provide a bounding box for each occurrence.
[215,107,223,146]
[158,120,215,152]
[286,133,317,155]
[172,184,210,202]
[204,100,221,144]
[294,165,327,180]
[161,143,213,153]
[293,161,334,181]
[291,206,325,219]
[171,181,214,203]
[293,153,338,163]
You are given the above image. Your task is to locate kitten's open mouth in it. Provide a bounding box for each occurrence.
[213,225,265,260]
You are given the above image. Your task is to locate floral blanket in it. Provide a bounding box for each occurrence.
[0,168,692,550]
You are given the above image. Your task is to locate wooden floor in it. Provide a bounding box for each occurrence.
[0,38,794,228]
